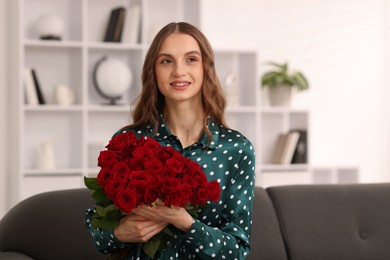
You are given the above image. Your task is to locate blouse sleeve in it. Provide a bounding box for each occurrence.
[176,138,256,259]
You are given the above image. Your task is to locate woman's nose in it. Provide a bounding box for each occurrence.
[173,62,186,77]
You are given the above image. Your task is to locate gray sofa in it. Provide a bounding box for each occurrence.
[1,183,389,260]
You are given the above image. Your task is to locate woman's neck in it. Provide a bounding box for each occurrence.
[164,102,205,148]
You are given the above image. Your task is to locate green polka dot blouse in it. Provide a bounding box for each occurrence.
[85,118,256,259]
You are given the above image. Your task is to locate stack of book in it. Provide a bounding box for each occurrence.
[23,68,45,105]
[270,130,307,164]
[104,5,141,44]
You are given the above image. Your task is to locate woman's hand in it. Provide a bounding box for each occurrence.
[114,214,167,243]
[132,202,194,233]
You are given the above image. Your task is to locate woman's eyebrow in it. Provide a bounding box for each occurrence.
[157,50,202,58]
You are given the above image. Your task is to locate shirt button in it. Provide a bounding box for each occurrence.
[167,241,172,247]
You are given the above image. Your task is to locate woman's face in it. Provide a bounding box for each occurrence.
[155,33,204,105]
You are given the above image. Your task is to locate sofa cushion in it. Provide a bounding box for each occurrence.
[0,252,33,260]
[267,183,390,260]
[247,186,288,260]
[0,189,106,260]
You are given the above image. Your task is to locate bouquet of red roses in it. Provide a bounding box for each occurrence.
[84,131,221,259]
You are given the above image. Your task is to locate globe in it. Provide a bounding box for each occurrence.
[92,56,133,105]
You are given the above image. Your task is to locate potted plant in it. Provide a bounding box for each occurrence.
[261,62,309,106]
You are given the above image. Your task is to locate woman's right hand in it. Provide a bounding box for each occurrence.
[113,214,167,243]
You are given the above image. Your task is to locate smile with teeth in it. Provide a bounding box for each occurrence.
[171,81,191,89]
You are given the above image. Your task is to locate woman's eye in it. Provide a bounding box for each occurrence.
[160,59,173,64]
[187,57,198,63]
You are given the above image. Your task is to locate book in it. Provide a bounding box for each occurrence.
[31,69,45,104]
[113,7,126,42]
[23,68,39,105]
[280,131,300,164]
[291,129,307,164]
[122,5,141,44]
[271,133,289,164]
[104,7,126,42]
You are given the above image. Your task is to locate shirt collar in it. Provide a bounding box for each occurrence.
[152,115,220,150]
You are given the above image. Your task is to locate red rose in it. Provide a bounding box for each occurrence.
[97,150,118,168]
[112,161,130,178]
[144,159,163,174]
[163,176,181,192]
[167,184,192,207]
[128,170,150,181]
[144,184,160,204]
[192,170,208,186]
[182,174,197,189]
[183,159,203,177]
[132,146,154,160]
[142,138,161,151]
[206,180,221,202]
[106,131,136,152]
[192,187,208,205]
[128,158,144,171]
[154,146,177,163]
[115,188,138,214]
[97,167,114,188]
[165,156,185,176]
[128,180,148,203]
[104,177,124,201]
[147,174,163,194]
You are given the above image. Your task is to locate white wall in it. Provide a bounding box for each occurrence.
[0,0,9,217]
[202,0,390,183]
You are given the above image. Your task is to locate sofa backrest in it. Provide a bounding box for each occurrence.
[0,189,105,260]
[248,186,288,260]
[267,183,390,260]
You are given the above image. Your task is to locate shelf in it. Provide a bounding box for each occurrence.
[24,168,84,176]
[24,39,83,48]
[226,106,258,113]
[87,41,144,50]
[87,105,131,112]
[261,164,309,172]
[23,105,83,112]
[261,107,310,113]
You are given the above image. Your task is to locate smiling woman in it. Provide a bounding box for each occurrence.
[85,22,256,260]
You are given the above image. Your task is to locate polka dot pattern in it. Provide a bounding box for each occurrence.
[84,117,255,259]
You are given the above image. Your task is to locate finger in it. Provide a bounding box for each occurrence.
[133,221,167,242]
[142,222,168,240]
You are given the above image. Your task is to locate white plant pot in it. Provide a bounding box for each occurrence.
[268,85,292,106]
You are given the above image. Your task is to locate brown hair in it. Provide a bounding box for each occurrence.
[128,22,227,142]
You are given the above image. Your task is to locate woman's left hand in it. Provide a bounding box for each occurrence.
[132,201,193,232]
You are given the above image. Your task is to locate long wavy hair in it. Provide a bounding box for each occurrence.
[128,22,227,142]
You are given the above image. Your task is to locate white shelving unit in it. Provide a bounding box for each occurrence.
[10,0,358,204]
[12,0,262,203]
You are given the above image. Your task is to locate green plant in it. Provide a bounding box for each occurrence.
[261,62,309,91]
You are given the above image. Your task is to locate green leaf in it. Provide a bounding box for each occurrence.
[95,205,105,217]
[291,72,309,91]
[162,226,174,237]
[100,216,119,231]
[143,235,162,259]
[84,177,101,190]
[92,188,111,204]
[104,204,120,218]
[260,61,309,90]
[185,204,199,218]
[91,217,101,229]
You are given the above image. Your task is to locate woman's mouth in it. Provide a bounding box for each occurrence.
[170,81,191,90]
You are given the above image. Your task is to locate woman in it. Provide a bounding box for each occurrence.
[85,22,255,259]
